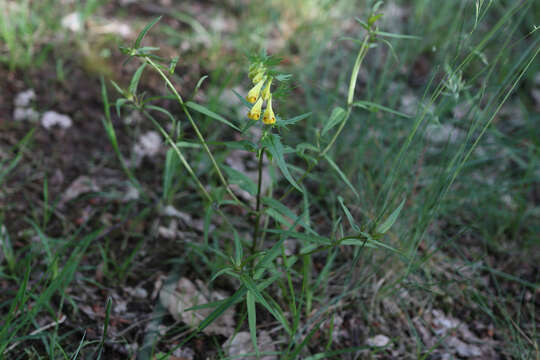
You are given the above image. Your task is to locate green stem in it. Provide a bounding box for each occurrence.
[320,33,370,157]
[145,57,246,209]
[144,111,212,202]
[251,147,265,257]
[279,32,371,201]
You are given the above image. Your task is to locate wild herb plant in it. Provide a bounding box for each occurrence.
[100,0,540,354]
[102,7,409,356]
[0,0,533,358]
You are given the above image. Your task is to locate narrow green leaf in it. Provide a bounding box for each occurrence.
[135,16,162,49]
[323,154,359,198]
[185,101,241,131]
[265,208,295,229]
[246,291,260,358]
[96,297,112,360]
[233,229,243,266]
[340,237,399,253]
[115,98,128,117]
[169,55,179,74]
[262,197,314,232]
[193,75,208,95]
[0,129,34,187]
[220,140,257,152]
[289,320,325,359]
[175,141,202,149]
[232,88,253,109]
[240,275,291,334]
[322,107,346,136]
[337,196,360,232]
[376,198,405,234]
[254,237,285,280]
[277,112,312,126]
[196,287,246,332]
[296,142,319,154]
[163,148,177,200]
[110,80,126,97]
[264,229,331,245]
[209,267,236,283]
[223,165,257,196]
[101,77,111,121]
[353,100,412,118]
[146,104,177,123]
[262,134,303,193]
[129,62,146,96]
[372,31,422,40]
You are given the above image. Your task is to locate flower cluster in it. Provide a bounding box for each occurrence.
[246,63,276,125]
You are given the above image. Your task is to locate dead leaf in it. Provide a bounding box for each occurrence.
[367,334,390,347]
[159,277,235,336]
[61,176,99,204]
[224,331,276,360]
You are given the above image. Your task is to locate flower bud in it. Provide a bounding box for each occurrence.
[246,79,265,103]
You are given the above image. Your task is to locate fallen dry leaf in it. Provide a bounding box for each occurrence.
[224,331,276,360]
[61,175,99,204]
[159,277,235,336]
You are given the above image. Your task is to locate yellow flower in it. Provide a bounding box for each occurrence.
[252,69,265,84]
[261,77,272,101]
[262,95,276,125]
[248,97,263,120]
[246,79,265,103]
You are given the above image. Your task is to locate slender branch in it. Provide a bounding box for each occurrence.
[145,57,247,209]
[144,111,212,202]
[320,34,370,157]
[279,32,372,201]
[251,147,265,256]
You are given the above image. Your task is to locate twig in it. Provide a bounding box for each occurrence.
[5,314,66,353]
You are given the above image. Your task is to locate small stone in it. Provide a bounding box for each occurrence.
[367,334,390,347]
[123,110,143,125]
[61,176,99,203]
[96,21,133,38]
[123,185,140,201]
[162,205,192,223]
[14,89,36,108]
[114,300,127,314]
[133,131,161,158]
[159,277,235,336]
[425,124,463,144]
[225,331,276,360]
[41,111,73,130]
[172,347,195,359]
[133,287,148,299]
[13,108,39,122]
[61,12,83,32]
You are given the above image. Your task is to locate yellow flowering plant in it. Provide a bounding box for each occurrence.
[104,11,406,356]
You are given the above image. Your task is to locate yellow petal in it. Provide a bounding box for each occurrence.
[262,96,276,125]
[246,79,265,103]
[248,97,263,120]
[261,78,272,101]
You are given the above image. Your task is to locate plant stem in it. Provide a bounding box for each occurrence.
[145,57,247,209]
[320,33,370,157]
[144,111,212,202]
[279,32,371,201]
[251,147,265,257]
